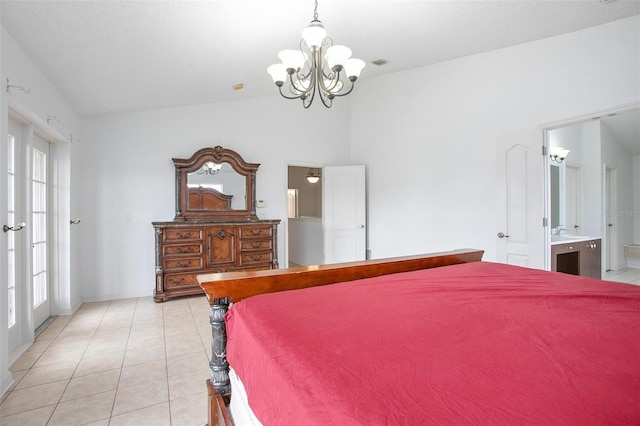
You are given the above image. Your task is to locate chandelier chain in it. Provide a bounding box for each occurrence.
[313,0,319,21]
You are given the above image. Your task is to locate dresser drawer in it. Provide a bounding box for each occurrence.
[163,228,203,242]
[240,239,272,252]
[240,251,273,265]
[240,226,272,238]
[164,257,203,271]
[163,243,203,256]
[164,272,201,288]
[153,219,279,302]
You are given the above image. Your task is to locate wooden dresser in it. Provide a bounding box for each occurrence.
[153,145,280,302]
[152,220,279,302]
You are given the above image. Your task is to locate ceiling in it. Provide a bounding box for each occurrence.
[601,109,640,156]
[1,1,639,118]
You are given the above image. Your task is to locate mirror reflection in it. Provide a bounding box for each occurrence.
[187,162,246,210]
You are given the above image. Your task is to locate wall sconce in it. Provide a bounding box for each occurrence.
[549,147,570,163]
[306,168,321,183]
[3,222,26,233]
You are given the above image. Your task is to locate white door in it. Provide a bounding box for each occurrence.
[323,165,366,264]
[604,167,615,272]
[565,166,581,235]
[31,134,51,329]
[7,119,25,354]
[496,131,545,269]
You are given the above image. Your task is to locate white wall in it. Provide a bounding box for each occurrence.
[288,217,323,266]
[80,98,351,301]
[634,156,640,245]
[349,16,640,262]
[0,26,82,395]
[581,121,602,238]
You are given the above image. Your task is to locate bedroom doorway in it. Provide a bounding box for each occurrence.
[544,105,639,274]
[286,165,366,266]
[287,166,323,267]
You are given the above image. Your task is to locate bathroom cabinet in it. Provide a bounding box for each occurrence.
[551,238,601,279]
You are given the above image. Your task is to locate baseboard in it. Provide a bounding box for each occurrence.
[81,289,154,303]
[0,375,15,402]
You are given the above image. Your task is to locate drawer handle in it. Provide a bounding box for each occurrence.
[213,230,229,240]
[175,247,195,254]
[174,232,197,240]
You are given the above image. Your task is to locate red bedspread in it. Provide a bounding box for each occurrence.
[226,262,640,425]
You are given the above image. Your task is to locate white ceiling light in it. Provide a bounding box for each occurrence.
[306,168,321,183]
[267,0,365,108]
[549,147,570,163]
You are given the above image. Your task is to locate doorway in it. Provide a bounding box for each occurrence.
[286,165,367,267]
[6,117,51,357]
[287,166,323,267]
[545,105,639,273]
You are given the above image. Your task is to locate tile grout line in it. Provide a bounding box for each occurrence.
[45,300,112,425]
[162,298,174,425]
[107,297,139,424]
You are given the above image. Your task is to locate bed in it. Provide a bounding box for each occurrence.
[197,248,640,425]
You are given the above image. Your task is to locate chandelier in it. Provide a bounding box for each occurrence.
[267,0,365,108]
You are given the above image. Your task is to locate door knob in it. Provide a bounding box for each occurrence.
[3,222,26,233]
[497,232,509,239]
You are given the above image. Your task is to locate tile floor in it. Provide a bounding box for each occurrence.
[0,295,212,425]
[603,267,640,285]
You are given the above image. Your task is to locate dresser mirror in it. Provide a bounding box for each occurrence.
[173,146,259,221]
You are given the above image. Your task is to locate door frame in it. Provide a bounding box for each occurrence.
[542,102,639,271]
[603,166,618,273]
[4,105,72,364]
[284,162,324,268]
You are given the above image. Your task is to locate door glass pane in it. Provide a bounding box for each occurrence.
[7,134,16,327]
[32,148,47,308]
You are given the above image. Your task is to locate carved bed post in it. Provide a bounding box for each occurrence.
[209,296,231,395]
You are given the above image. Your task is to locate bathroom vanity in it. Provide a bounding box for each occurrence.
[551,237,601,279]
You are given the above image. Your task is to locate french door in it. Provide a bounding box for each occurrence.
[31,133,51,329]
[7,117,51,354]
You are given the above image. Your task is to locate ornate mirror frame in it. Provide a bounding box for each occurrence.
[173,146,259,221]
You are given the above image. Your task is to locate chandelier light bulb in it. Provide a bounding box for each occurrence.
[325,45,352,71]
[267,64,287,85]
[278,50,306,72]
[301,20,327,49]
[344,58,366,80]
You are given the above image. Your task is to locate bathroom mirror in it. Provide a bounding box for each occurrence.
[173,146,259,221]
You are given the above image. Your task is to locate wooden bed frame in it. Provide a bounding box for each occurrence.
[197,248,484,426]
